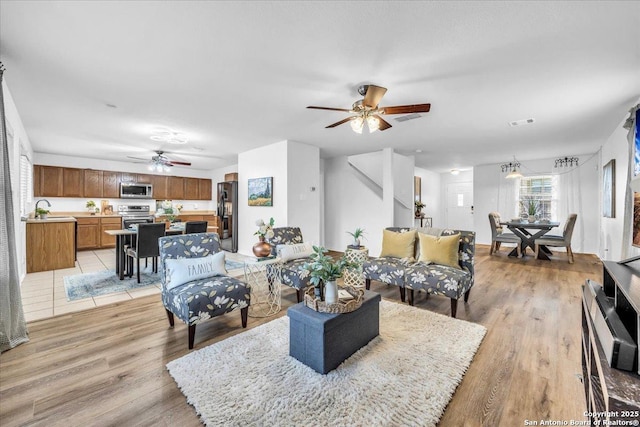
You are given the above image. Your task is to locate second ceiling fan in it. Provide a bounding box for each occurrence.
[307,84,431,133]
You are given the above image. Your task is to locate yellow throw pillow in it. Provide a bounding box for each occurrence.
[418,232,460,269]
[379,229,416,260]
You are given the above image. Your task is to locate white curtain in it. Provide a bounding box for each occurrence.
[554,166,585,252]
[0,65,29,352]
[497,175,518,220]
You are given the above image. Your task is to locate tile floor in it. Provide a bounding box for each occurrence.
[20,248,250,323]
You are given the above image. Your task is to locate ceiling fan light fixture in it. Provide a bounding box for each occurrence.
[350,116,364,134]
[366,115,379,133]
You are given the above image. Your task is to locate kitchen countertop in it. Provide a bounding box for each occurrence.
[26,216,77,223]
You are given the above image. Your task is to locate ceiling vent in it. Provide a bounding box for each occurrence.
[394,113,422,122]
[509,118,536,127]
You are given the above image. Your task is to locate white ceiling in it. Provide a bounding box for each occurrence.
[1,1,639,172]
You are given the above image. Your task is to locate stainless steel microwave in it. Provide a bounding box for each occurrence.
[120,182,153,199]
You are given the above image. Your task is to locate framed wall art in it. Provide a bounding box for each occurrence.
[248,177,273,206]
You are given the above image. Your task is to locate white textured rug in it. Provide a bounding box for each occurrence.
[166,300,486,427]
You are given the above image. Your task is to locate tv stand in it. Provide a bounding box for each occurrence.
[581,261,640,425]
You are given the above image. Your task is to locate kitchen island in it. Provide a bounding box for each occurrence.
[26,217,77,273]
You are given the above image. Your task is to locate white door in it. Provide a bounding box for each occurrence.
[446,182,474,230]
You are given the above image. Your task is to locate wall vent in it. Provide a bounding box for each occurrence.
[509,118,536,127]
[394,113,422,122]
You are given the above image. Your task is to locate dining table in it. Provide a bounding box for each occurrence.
[500,220,561,260]
[104,225,185,280]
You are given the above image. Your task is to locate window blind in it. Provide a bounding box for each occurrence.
[19,155,33,216]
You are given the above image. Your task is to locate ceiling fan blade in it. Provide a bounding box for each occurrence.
[381,103,431,115]
[167,161,191,166]
[363,85,387,108]
[127,156,151,161]
[326,116,357,128]
[375,115,392,131]
[307,106,352,112]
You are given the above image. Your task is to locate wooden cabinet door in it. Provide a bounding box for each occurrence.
[99,217,122,248]
[103,171,119,198]
[148,174,168,200]
[184,178,199,200]
[119,172,138,183]
[168,176,185,200]
[136,174,151,183]
[198,179,212,200]
[63,168,84,197]
[76,218,100,250]
[33,165,42,197]
[39,166,63,197]
[83,170,103,198]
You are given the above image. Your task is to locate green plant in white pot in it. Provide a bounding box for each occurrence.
[86,200,97,215]
[301,246,356,304]
[346,227,366,248]
[35,207,49,219]
[521,200,539,223]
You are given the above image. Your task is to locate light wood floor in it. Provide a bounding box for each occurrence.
[0,245,601,426]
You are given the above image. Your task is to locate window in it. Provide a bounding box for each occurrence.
[19,154,33,217]
[518,175,554,219]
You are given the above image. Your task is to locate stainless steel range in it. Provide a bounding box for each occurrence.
[118,205,155,229]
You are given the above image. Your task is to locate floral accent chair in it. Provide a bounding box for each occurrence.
[404,229,475,318]
[266,227,311,303]
[158,233,250,349]
[362,227,414,303]
[364,227,475,318]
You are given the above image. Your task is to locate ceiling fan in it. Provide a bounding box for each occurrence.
[127,150,191,172]
[307,84,431,133]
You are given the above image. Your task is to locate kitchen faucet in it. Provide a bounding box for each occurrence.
[35,199,51,218]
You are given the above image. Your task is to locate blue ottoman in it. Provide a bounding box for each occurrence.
[288,290,381,374]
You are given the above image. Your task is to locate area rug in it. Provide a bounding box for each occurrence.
[64,259,246,301]
[166,300,487,426]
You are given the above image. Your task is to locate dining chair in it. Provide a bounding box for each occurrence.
[488,212,522,257]
[534,213,577,263]
[126,222,166,282]
[185,221,208,234]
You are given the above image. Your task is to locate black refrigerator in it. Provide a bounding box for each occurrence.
[217,181,238,252]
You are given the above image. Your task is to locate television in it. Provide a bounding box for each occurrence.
[622,108,640,264]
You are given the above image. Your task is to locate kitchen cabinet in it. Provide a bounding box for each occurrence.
[148,174,168,200]
[26,220,76,272]
[119,172,138,183]
[168,176,185,199]
[63,168,84,197]
[33,165,42,197]
[76,217,100,250]
[39,166,64,197]
[100,217,122,248]
[103,171,119,198]
[199,179,212,200]
[33,165,212,201]
[224,172,238,182]
[84,169,103,198]
[184,178,199,200]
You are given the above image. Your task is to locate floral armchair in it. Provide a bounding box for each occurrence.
[363,227,475,318]
[158,233,250,349]
[266,227,312,303]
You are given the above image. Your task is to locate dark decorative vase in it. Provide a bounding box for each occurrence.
[252,236,272,258]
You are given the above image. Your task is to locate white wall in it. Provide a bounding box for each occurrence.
[414,167,441,227]
[323,150,414,257]
[211,163,238,200]
[287,141,321,247]
[237,140,320,256]
[600,112,639,261]
[474,155,600,254]
[4,79,34,280]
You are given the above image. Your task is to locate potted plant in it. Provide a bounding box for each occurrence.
[35,207,49,219]
[86,200,97,215]
[415,200,426,218]
[522,200,539,223]
[301,246,356,304]
[346,227,366,248]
